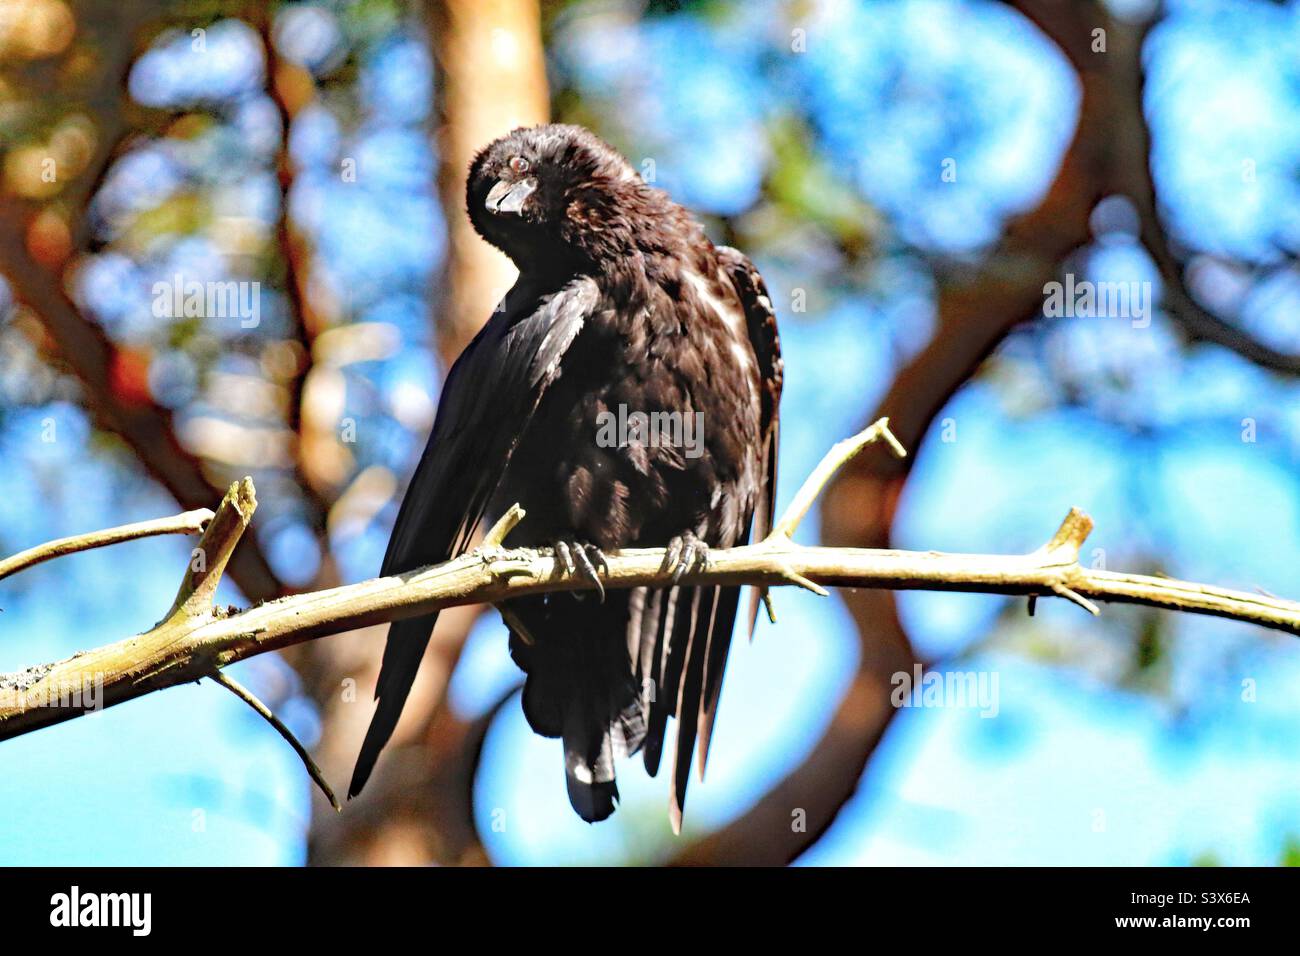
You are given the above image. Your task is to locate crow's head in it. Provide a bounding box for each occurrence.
[468,124,675,271]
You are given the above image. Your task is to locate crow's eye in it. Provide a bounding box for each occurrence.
[509,156,530,175]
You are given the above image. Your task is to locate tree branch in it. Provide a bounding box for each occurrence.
[771,418,907,540]
[0,508,212,582]
[3,422,1299,829]
[210,667,341,812]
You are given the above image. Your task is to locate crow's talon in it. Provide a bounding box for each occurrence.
[661,539,683,575]
[554,541,575,576]
[551,540,608,602]
[574,546,605,602]
[665,531,709,585]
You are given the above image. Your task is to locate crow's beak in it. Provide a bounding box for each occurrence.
[485,178,536,215]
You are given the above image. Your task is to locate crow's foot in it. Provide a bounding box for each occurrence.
[662,531,709,585]
[551,540,609,602]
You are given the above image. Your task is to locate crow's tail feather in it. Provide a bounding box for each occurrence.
[510,595,643,823]
[348,612,438,799]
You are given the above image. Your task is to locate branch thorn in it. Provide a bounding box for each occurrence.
[482,503,526,549]
[780,564,829,598]
[1051,582,1100,616]
[1042,508,1094,561]
[167,478,257,621]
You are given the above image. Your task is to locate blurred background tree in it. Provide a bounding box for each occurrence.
[1,0,1299,866]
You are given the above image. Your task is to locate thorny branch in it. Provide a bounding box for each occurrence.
[2,419,1299,809]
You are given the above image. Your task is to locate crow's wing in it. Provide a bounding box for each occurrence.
[685,246,783,786]
[349,276,600,798]
[716,245,783,637]
[637,247,783,832]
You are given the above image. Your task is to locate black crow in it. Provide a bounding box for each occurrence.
[349,124,782,830]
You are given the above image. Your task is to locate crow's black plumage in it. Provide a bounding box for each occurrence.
[349,124,782,830]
